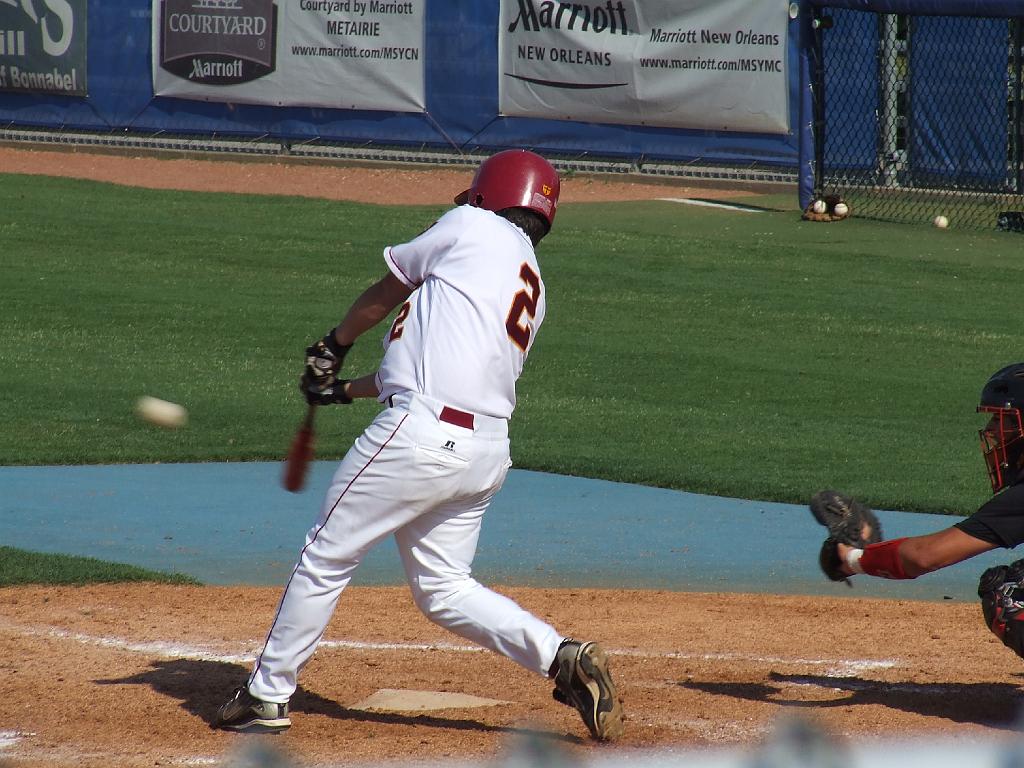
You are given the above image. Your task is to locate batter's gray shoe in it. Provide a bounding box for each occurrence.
[214,685,291,733]
[552,640,624,741]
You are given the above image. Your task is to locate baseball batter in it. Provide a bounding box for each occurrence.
[215,150,625,742]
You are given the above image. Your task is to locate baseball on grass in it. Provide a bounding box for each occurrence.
[833,202,849,217]
[933,214,949,229]
[811,199,827,214]
[135,396,188,429]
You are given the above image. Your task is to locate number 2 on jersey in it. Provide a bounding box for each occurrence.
[389,301,411,341]
[506,263,541,352]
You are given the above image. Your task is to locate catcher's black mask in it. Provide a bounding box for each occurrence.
[978,363,1024,493]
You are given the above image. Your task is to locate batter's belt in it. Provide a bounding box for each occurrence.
[388,391,508,438]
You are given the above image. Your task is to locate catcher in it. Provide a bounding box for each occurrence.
[813,363,1024,659]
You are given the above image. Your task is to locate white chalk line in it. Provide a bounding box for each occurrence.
[656,197,765,213]
[2,617,896,677]
[1,619,254,663]
[617,648,896,676]
[0,730,34,750]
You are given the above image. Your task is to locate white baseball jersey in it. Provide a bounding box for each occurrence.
[376,205,546,419]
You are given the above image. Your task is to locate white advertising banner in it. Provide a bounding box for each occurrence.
[152,0,424,112]
[499,0,791,134]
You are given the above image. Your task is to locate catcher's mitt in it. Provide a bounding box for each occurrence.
[810,490,883,583]
[979,559,1024,659]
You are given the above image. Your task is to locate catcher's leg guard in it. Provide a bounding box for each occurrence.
[979,559,1024,660]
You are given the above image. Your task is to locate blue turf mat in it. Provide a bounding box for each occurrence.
[0,463,1009,602]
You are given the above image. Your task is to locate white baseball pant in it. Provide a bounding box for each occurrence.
[248,391,563,702]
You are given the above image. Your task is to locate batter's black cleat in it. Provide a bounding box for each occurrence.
[214,685,291,733]
[551,639,624,741]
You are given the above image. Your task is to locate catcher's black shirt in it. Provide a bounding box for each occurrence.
[955,472,1024,548]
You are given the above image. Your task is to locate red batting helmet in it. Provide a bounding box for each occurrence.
[454,149,560,228]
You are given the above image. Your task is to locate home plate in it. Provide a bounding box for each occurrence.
[349,689,510,712]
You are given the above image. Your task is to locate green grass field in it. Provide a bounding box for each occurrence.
[0,546,198,585]
[4,172,1023,518]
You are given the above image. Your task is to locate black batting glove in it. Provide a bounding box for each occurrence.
[299,372,353,406]
[304,329,352,390]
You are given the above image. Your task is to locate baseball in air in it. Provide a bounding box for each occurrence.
[933,214,949,229]
[833,202,849,217]
[811,199,827,214]
[135,396,188,429]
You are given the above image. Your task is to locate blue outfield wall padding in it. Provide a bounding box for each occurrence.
[796,4,880,193]
[0,0,802,169]
[810,0,1024,17]
[824,8,880,174]
[422,5,500,143]
[908,15,1009,186]
[797,0,817,209]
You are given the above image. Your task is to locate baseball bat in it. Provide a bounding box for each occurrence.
[282,404,316,492]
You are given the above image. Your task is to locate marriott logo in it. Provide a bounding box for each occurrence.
[507,0,629,35]
[160,0,277,85]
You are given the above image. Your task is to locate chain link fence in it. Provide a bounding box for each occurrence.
[813,7,1024,231]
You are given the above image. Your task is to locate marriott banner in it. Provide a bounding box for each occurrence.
[152,0,424,112]
[499,0,791,134]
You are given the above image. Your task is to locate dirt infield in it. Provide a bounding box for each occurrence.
[0,145,767,206]
[2,146,1020,767]
[1,584,1019,768]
